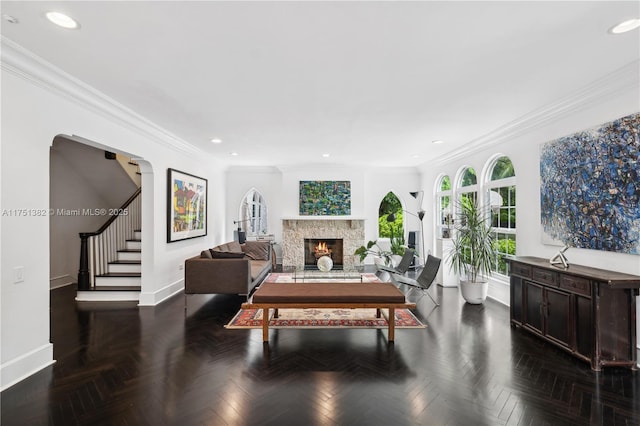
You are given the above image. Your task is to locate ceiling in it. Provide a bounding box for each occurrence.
[1,1,639,168]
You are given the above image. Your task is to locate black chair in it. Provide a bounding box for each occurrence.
[376,248,415,276]
[390,255,441,307]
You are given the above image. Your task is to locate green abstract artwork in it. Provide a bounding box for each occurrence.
[299,181,351,216]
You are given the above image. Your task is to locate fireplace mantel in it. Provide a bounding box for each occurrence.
[281,217,367,220]
[282,217,366,230]
[281,218,365,268]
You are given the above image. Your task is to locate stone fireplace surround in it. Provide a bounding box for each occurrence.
[281,218,365,268]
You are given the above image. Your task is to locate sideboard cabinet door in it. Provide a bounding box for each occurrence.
[510,275,523,325]
[575,294,592,359]
[544,287,571,348]
[524,281,544,334]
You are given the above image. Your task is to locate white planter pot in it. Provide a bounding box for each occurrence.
[373,257,386,266]
[460,280,489,304]
[390,255,403,267]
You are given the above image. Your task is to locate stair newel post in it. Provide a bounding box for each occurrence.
[78,232,92,290]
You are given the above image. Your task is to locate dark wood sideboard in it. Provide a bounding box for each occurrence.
[507,256,640,371]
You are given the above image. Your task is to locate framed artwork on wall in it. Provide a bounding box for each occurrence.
[539,112,640,255]
[299,180,351,216]
[167,168,207,243]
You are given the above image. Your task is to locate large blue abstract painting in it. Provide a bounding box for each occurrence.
[299,181,351,216]
[540,113,640,255]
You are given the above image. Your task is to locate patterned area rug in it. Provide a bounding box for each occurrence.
[225,308,425,329]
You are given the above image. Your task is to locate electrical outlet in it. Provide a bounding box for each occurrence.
[14,266,24,283]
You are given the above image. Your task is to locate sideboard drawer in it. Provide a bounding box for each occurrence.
[532,267,558,286]
[511,262,532,278]
[559,275,591,297]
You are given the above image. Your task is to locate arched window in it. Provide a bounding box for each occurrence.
[378,192,405,255]
[457,166,478,207]
[484,156,516,275]
[239,189,268,236]
[436,175,452,238]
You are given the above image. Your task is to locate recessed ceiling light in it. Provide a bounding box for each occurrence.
[46,11,79,29]
[412,155,420,159]
[2,14,19,24]
[432,140,444,144]
[322,153,330,158]
[210,138,222,144]
[609,18,640,34]
[230,152,239,156]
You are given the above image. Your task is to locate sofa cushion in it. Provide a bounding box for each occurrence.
[212,241,243,253]
[226,241,243,252]
[250,260,270,281]
[201,250,213,259]
[211,251,246,259]
[242,241,270,260]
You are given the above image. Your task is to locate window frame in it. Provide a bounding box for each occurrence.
[239,189,268,236]
[483,156,516,278]
[436,175,452,239]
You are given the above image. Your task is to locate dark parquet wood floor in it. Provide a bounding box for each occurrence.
[2,270,639,426]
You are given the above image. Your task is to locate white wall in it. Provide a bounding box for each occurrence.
[224,165,421,262]
[225,166,284,242]
[419,77,640,353]
[0,43,226,390]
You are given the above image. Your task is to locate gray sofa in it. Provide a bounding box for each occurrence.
[184,240,272,297]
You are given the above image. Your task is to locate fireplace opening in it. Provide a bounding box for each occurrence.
[304,238,344,270]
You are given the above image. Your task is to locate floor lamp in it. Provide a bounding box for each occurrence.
[386,196,425,267]
[410,191,426,267]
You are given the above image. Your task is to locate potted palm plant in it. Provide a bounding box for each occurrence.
[448,197,495,304]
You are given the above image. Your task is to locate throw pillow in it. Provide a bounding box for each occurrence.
[242,241,270,260]
[201,250,213,259]
[211,251,246,259]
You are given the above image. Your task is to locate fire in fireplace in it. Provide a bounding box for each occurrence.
[314,241,331,258]
[304,238,343,270]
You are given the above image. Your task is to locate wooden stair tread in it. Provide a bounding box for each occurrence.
[118,249,141,253]
[108,260,141,264]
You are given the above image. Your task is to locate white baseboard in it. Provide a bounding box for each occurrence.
[75,291,140,302]
[487,280,510,306]
[50,274,74,289]
[138,279,184,306]
[0,343,55,392]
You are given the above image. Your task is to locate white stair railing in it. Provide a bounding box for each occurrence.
[78,189,141,289]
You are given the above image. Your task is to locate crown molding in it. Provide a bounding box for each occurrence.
[429,60,640,167]
[275,163,419,174]
[1,36,208,158]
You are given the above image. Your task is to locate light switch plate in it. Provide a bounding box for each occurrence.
[14,266,24,283]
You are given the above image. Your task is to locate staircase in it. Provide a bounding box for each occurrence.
[76,188,142,302]
[76,229,142,302]
[95,230,142,287]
